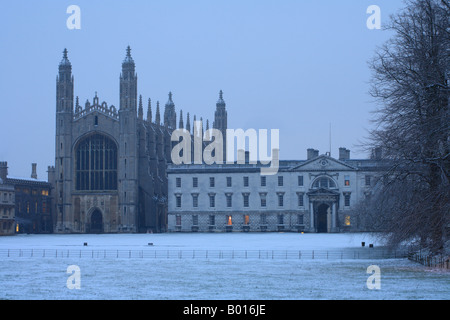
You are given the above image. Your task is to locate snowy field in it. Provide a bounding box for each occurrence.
[0,233,448,300]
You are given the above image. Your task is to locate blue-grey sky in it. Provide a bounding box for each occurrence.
[0,0,405,179]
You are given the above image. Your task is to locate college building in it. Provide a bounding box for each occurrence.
[167,148,385,233]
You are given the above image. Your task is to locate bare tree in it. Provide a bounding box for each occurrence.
[365,0,449,253]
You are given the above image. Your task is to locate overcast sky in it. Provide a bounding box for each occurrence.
[0,0,406,179]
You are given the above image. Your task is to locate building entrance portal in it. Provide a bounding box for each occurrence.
[89,209,103,233]
[317,203,330,233]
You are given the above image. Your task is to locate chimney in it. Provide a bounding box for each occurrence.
[372,147,382,160]
[339,148,350,161]
[31,163,38,179]
[307,148,319,160]
[47,166,55,184]
[0,161,8,181]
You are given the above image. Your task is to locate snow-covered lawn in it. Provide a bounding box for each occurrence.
[0,233,448,300]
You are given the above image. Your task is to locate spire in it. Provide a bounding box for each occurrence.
[179,109,184,129]
[120,46,137,110]
[216,89,226,108]
[164,91,176,129]
[123,45,134,65]
[138,95,144,120]
[155,101,161,125]
[186,112,191,133]
[193,115,197,136]
[205,119,210,140]
[59,48,71,67]
[214,89,227,160]
[57,48,74,112]
[147,98,152,122]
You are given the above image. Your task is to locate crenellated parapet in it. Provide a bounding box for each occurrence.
[73,92,118,120]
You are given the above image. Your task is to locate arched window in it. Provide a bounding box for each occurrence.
[312,176,337,189]
[75,134,118,191]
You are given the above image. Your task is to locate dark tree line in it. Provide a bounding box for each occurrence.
[358,0,449,253]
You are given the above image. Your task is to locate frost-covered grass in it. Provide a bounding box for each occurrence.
[0,233,448,300]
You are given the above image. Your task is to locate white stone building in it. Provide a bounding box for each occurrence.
[167,148,385,233]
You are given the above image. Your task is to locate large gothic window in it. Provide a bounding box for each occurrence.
[75,134,118,191]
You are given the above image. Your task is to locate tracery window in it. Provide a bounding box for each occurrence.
[75,134,118,191]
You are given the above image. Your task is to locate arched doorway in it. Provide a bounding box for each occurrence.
[317,203,330,233]
[90,209,103,233]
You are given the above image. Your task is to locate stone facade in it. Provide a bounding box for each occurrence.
[0,163,15,236]
[167,150,386,233]
[0,162,51,234]
[50,47,226,234]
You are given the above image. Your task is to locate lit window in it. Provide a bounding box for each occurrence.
[227,215,232,226]
[344,175,350,186]
[345,215,351,226]
[244,215,249,225]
